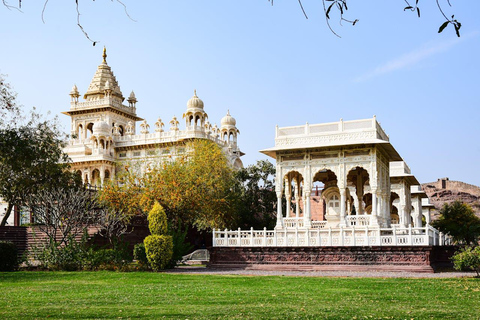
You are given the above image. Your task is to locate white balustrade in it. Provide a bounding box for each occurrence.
[212,224,450,248]
[346,215,370,226]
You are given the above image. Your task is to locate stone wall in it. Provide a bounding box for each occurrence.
[209,246,457,273]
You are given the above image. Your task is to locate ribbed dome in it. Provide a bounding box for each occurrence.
[92,120,111,136]
[221,110,236,127]
[186,90,204,110]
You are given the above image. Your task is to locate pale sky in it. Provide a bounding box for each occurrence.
[1,1,479,186]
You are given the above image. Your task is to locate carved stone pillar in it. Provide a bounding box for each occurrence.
[295,178,300,218]
[370,188,379,226]
[276,192,283,229]
[304,190,311,227]
[339,188,347,227]
[356,174,364,215]
[285,178,291,217]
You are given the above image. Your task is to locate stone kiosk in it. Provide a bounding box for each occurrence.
[210,117,454,272]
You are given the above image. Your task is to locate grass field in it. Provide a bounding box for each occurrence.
[0,272,479,319]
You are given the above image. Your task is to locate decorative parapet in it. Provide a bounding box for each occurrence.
[113,129,229,149]
[274,117,389,148]
[390,161,412,176]
[70,97,137,115]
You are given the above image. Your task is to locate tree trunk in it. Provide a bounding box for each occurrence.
[0,203,14,226]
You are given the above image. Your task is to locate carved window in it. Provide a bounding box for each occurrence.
[329,194,340,208]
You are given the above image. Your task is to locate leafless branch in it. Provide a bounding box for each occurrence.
[322,0,341,38]
[41,0,48,24]
[297,0,308,19]
[76,1,97,46]
[2,0,22,11]
[115,0,136,22]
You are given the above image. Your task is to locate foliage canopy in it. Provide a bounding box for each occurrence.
[432,201,480,245]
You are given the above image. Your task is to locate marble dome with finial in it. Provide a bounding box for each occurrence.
[186,90,204,111]
[221,110,236,127]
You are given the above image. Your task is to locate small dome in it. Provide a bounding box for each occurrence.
[92,120,111,136]
[70,84,79,96]
[186,90,204,110]
[221,110,236,127]
[129,91,136,99]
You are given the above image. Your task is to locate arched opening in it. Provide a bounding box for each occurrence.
[91,169,101,187]
[223,132,228,142]
[346,166,370,216]
[86,123,94,139]
[363,193,372,214]
[189,115,194,126]
[77,124,83,140]
[312,169,338,222]
[229,132,234,142]
[390,192,400,224]
[195,115,200,126]
[284,171,304,222]
[104,169,110,182]
[119,125,124,136]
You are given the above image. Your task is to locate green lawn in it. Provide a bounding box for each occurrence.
[0,272,479,319]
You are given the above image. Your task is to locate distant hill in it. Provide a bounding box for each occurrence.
[422,178,480,219]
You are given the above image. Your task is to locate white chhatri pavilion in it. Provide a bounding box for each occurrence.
[213,117,449,247]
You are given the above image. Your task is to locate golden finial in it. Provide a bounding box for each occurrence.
[103,46,107,63]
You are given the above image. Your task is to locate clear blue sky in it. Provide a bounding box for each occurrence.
[1,1,479,186]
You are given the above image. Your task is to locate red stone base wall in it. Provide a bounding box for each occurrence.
[209,246,457,273]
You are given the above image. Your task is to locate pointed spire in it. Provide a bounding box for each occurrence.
[103,46,107,64]
[84,48,124,101]
[194,89,197,97]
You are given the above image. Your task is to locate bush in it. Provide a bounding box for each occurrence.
[36,233,133,271]
[144,235,173,271]
[0,241,18,271]
[82,246,133,271]
[168,226,194,268]
[37,238,83,271]
[148,202,168,236]
[452,246,480,277]
[133,242,148,266]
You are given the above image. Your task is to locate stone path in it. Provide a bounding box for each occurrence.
[167,266,477,278]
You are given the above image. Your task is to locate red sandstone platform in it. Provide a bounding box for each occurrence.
[209,246,457,273]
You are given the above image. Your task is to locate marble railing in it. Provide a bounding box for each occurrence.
[213,225,450,247]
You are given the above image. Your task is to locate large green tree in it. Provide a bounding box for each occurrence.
[100,139,239,232]
[0,111,79,226]
[235,160,278,230]
[432,201,480,245]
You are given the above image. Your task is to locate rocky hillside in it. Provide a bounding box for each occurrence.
[422,178,480,219]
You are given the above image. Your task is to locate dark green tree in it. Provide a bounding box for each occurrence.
[235,160,278,230]
[0,110,80,226]
[432,201,480,245]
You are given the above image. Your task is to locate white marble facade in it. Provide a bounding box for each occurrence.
[260,117,433,230]
[63,48,244,186]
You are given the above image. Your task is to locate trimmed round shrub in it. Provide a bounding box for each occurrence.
[148,202,168,236]
[0,241,19,271]
[144,235,173,271]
